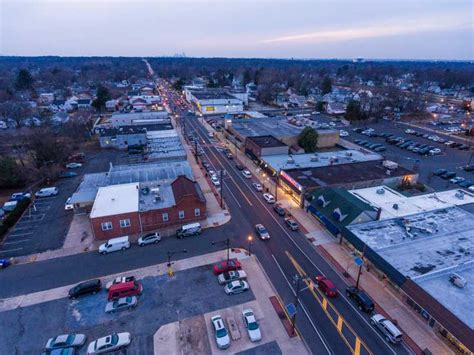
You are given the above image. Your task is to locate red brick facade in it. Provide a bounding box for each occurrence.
[91,211,141,240]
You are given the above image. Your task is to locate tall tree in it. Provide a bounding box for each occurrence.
[15,69,34,91]
[0,100,31,127]
[298,127,319,153]
[91,84,111,111]
[0,156,25,188]
[345,100,366,121]
[321,76,332,95]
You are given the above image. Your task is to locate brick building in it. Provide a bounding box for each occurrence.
[244,135,289,158]
[90,176,206,240]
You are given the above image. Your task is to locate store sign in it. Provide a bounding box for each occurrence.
[280,171,302,192]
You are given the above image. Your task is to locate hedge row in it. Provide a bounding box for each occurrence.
[0,198,31,238]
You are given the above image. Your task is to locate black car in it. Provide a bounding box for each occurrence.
[463,165,474,172]
[346,286,375,313]
[68,279,102,299]
[235,163,244,170]
[458,144,469,150]
[273,205,286,216]
[440,171,456,180]
[433,168,447,176]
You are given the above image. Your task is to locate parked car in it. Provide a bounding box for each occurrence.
[10,192,31,201]
[450,177,465,184]
[273,204,285,216]
[285,218,299,231]
[224,280,249,295]
[433,168,447,176]
[35,187,59,198]
[370,314,403,344]
[315,275,337,297]
[242,309,262,342]
[339,130,349,137]
[64,197,73,211]
[68,279,102,299]
[463,165,474,172]
[107,280,143,301]
[346,286,375,313]
[211,315,230,349]
[211,175,220,186]
[105,296,138,313]
[99,236,130,255]
[262,193,275,203]
[66,163,82,169]
[105,276,136,290]
[138,232,161,246]
[235,163,244,170]
[429,148,442,155]
[44,348,76,355]
[458,144,469,150]
[45,334,86,351]
[459,180,473,188]
[213,259,242,274]
[252,182,263,191]
[217,270,247,285]
[176,222,201,238]
[86,332,131,354]
[226,152,233,160]
[0,258,11,269]
[440,171,456,180]
[242,169,252,178]
[255,224,270,240]
[59,172,78,179]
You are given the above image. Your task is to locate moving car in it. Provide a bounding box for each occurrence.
[45,334,86,351]
[68,279,102,299]
[105,296,138,313]
[346,286,375,313]
[86,332,131,354]
[315,275,337,297]
[242,169,252,178]
[262,193,275,203]
[255,224,270,240]
[105,276,136,290]
[66,163,82,169]
[99,236,130,255]
[217,270,247,285]
[242,309,262,342]
[285,218,299,231]
[252,182,263,191]
[213,259,242,274]
[35,187,59,198]
[138,232,161,246]
[64,197,73,211]
[273,204,285,216]
[211,315,230,349]
[224,280,249,295]
[370,314,403,344]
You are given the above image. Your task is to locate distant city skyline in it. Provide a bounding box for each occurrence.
[1,0,473,60]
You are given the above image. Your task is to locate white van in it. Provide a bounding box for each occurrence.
[176,222,202,238]
[35,187,59,198]
[99,236,131,255]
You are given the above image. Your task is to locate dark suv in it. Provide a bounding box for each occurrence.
[346,286,374,313]
[68,279,102,299]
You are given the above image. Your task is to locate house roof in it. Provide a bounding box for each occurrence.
[171,175,206,205]
[309,187,377,227]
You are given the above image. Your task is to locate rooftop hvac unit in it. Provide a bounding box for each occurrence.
[455,191,464,199]
[449,273,467,288]
[376,188,385,194]
[345,151,353,157]
[310,154,318,162]
[392,203,399,210]
[287,157,295,164]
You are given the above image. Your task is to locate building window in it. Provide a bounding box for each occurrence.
[179,211,185,219]
[162,213,169,222]
[101,222,112,231]
[194,208,200,217]
[120,219,131,228]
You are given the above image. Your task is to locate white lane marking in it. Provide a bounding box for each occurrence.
[3,239,30,245]
[8,232,33,238]
[272,254,333,355]
[0,248,23,254]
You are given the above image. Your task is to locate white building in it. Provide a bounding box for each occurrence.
[186,89,244,115]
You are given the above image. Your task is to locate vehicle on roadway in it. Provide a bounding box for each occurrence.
[235,163,245,170]
[315,275,337,297]
[433,168,447,176]
[99,236,130,255]
[211,175,220,186]
[346,286,375,313]
[87,332,132,354]
[242,169,252,178]
[213,259,242,274]
[217,270,247,285]
[370,314,403,344]
[45,334,87,351]
[224,280,249,295]
[263,193,275,203]
[105,296,138,313]
[59,172,78,179]
[211,315,230,349]
[252,182,263,191]
[0,258,11,269]
[339,130,349,137]
[242,309,262,342]
[273,204,285,216]
[68,279,102,299]
[285,218,299,231]
[138,232,161,246]
[66,162,82,169]
[105,275,136,290]
[64,197,74,211]
[255,224,270,240]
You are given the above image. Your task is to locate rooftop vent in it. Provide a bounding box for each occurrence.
[376,188,385,195]
[310,154,318,162]
[392,203,399,210]
[455,191,464,199]
[345,151,353,157]
[287,157,295,164]
[449,273,467,288]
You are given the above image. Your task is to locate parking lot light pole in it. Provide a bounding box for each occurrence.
[247,235,253,256]
[167,249,188,267]
[211,238,231,262]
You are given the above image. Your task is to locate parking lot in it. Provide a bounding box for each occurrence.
[0,262,256,354]
[347,121,474,191]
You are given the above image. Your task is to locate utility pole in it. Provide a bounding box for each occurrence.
[291,275,302,336]
[220,169,224,208]
[211,238,231,262]
[275,169,280,202]
[194,140,198,162]
[247,235,253,256]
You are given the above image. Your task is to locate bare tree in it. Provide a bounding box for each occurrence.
[0,100,31,127]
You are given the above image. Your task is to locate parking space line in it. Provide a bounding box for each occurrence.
[3,239,30,245]
[8,231,33,237]
[0,248,23,254]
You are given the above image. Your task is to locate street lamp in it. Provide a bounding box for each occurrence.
[247,235,253,256]
[211,238,232,262]
[167,249,188,267]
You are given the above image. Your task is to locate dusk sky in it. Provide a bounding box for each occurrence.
[1,0,473,60]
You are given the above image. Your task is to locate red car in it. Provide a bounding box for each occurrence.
[213,259,242,275]
[315,275,337,297]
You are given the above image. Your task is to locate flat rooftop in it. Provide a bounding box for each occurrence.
[192,91,239,101]
[90,183,139,218]
[139,182,175,211]
[347,207,474,329]
[246,135,287,148]
[98,124,173,137]
[350,186,474,219]
[284,160,415,189]
[263,149,381,171]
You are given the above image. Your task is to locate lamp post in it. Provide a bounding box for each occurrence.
[247,235,253,256]
[211,238,231,262]
[167,249,188,267]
